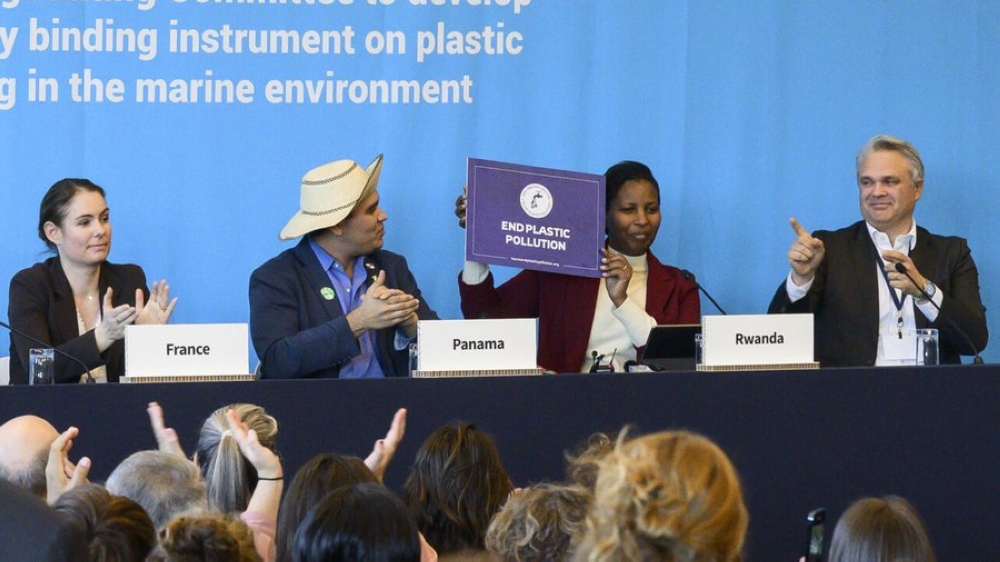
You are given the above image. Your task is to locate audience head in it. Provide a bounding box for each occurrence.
[565,432,614,491]
[828,495,936,562]
[404,422,513,555]
[294,482,420,562]
[52,483,157,562]
[195,403,279,514]
[38,178,107,252]
[0,414,60,497]
[573,429,748,562]
[151,510,262,562]
[485,483,590,562]
[106,450,208,529]
[277,453,377,562]
[0,478,89,561]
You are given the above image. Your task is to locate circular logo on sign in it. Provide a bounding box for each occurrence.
[519,183,553,219]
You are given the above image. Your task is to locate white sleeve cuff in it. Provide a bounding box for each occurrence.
[461,260,490,285]
[785,271,813,303]
[915,290,943,322]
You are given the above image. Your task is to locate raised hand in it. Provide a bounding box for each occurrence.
[46,426,90,504]
[147,401,186,457]
[364,408,407,483]
[94,287,139,352]
[787,217,825,286]
[136,279,178,325]
[454,185,468,228]
[600,247,632,308]
[225,409,282,518]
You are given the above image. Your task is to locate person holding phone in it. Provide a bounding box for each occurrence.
[7,178,177,384]
[456,161,700,373]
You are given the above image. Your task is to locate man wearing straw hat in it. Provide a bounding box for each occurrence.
[249,154,438,379]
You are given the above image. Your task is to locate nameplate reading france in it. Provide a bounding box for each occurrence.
[466,158,605,277]
[124,323,249,377]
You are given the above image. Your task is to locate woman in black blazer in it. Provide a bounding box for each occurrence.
[7,179,177,384]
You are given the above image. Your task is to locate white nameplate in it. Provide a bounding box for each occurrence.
[416,319,537,371]
[125,324,249,377]
[702,314,814,367]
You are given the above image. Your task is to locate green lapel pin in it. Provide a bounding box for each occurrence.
[321,287,336,301]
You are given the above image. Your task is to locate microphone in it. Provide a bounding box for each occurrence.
[681,270,728,315]
[0,319,96,384]
[589,350,616,373]
[893,262,984,365]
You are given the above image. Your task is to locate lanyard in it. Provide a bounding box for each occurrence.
[878,264,907,339]
[873,236,913,339]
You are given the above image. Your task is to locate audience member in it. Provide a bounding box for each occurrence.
[0,478,88,561]
[151,510,263,562]
[105,450,208,529]
[405,422,513,560]
[293,482,422,562]
[485,483,589,562]
[276,453,378,562]
[194,403,279,514]
[572,429,747,562]
[828,495,936,562]
[52,483,157,561]
[564,432,614,491]
[0,414,60,497]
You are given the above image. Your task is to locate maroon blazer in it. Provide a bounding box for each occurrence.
[458,252,700,372]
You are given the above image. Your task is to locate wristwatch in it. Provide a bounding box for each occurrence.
[916,280,937,304]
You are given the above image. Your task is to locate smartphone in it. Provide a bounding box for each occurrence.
[805,508,826,562]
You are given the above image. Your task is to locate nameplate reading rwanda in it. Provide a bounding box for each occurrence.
[467,158,605,278]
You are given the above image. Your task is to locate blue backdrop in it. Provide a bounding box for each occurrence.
[1,0,996,363]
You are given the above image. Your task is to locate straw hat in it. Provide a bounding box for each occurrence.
[279,154,384,240]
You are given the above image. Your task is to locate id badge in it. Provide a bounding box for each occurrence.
[883,332,918,362]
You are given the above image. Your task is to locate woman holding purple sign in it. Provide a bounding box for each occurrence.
[456,161,700,373]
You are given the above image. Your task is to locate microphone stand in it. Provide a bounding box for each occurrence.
[0,319,96,383]
[681,270,728,315]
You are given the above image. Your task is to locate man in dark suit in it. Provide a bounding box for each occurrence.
[769,135,987,366]
[249,154,438,379]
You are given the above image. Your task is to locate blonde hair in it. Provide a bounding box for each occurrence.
[485,483,590,562]
[573,429,748,562]
[195,403,278,514]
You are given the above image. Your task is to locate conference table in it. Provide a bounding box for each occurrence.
[1,365,997,560]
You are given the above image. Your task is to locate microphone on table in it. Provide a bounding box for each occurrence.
[0,319,96,383]
[893,262,984,365]
[681,270,728,315]
[589,349,616,373]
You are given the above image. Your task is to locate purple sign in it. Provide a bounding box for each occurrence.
[466,158,606,278]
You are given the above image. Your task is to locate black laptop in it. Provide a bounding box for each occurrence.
[640,324,702,371]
